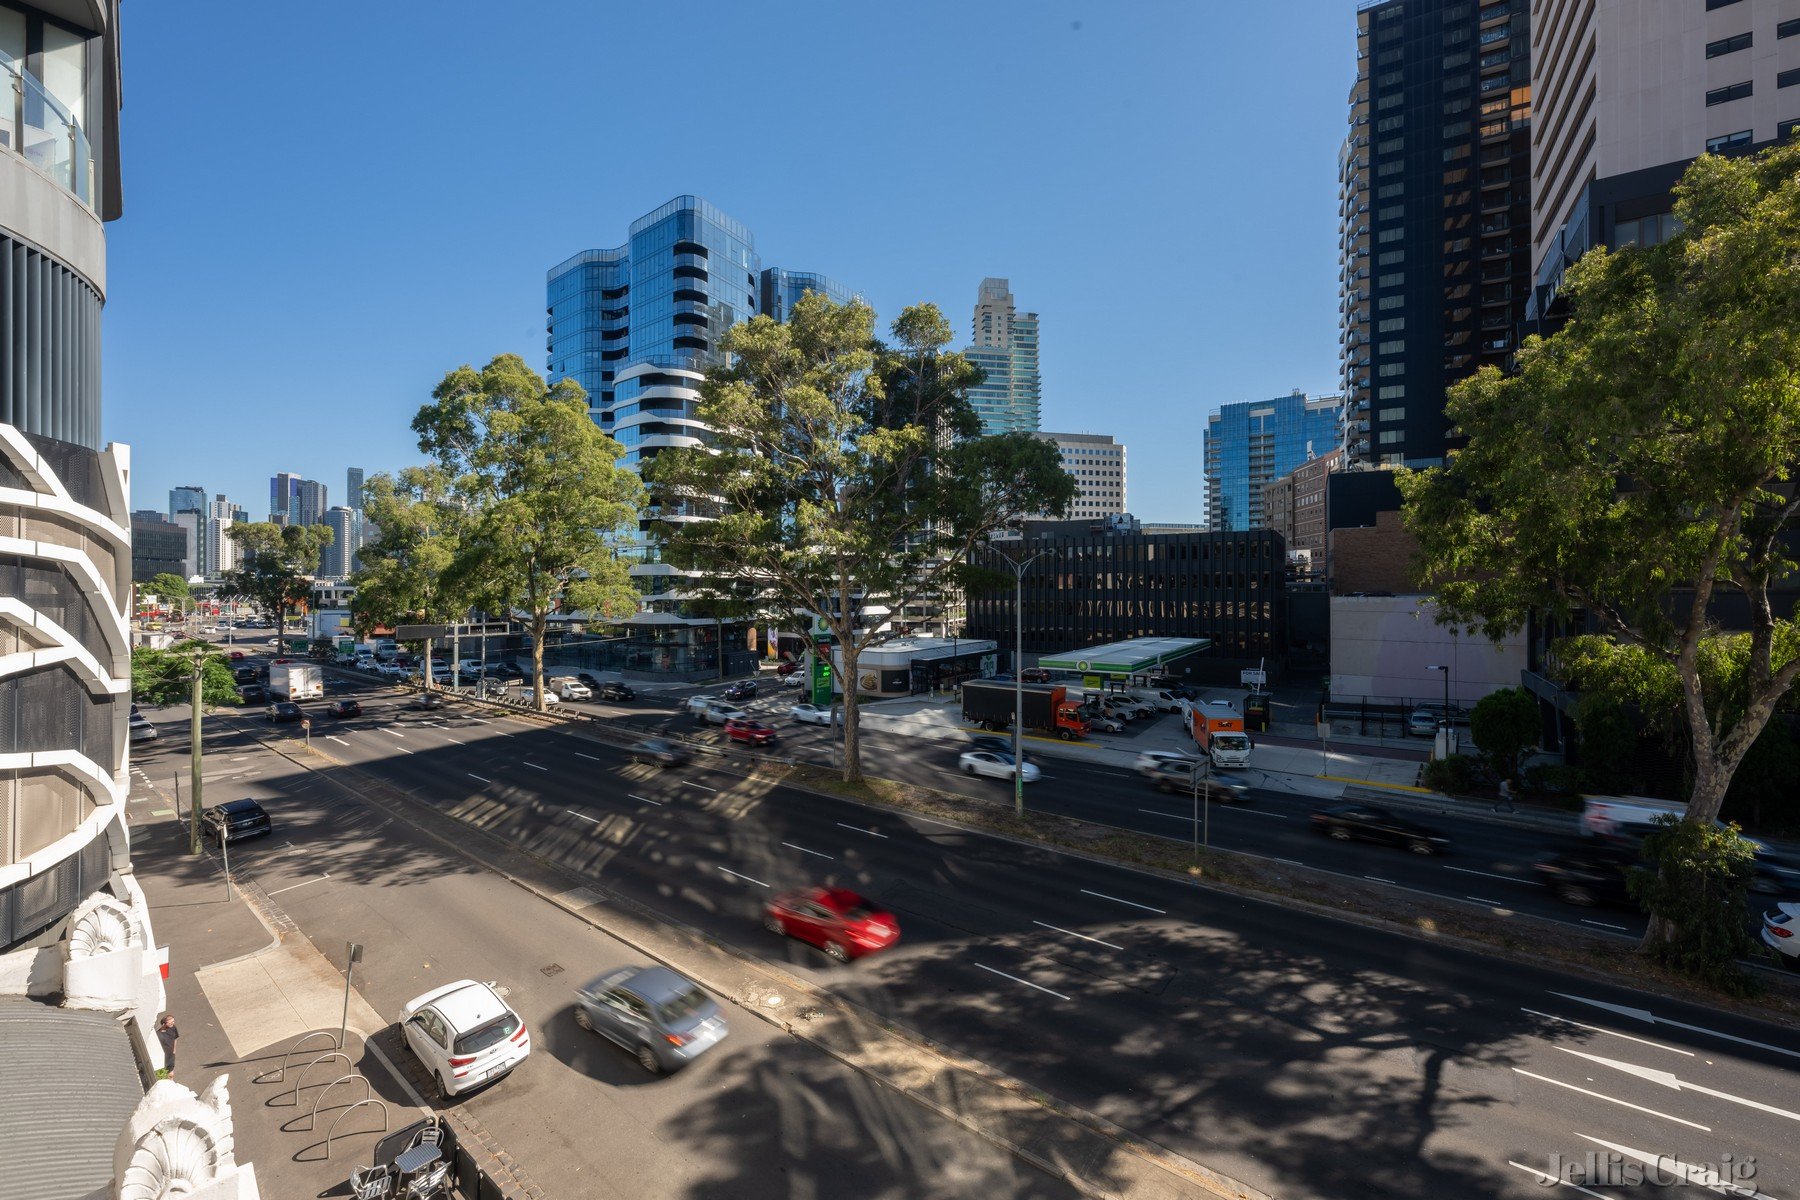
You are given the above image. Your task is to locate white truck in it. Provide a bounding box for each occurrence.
[269,663,323,702]
[1579,795,1687,840]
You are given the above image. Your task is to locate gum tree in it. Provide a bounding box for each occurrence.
[221,523,335,628]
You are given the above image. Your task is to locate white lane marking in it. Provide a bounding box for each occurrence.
[326,736,350,746]
[1032,920,1123,950]
[1273,857,1305,866]
[1079,888,1166,914]
[444,736,463,746]
[1575,1135,1780,1198]
[267,874,331,897]
[718,866,769,888]
[1550,992,1800,1061]
[1506,1161,1608,1198]
[382,728,405,739]
[911,815,961,830]
[1558,1047,1800,1122]
[1231,807,1288,819]
[1581,918,1629,931]
[685,782,718,793]
[1511,1068,1710,1130]
[1466,896,1504,906]
[575,752,601,761]
[1364,876,1396,885]
[837,822,887,839]
[524,762,548,771]
[975,962,1071,1001]
[1520,1008,1693,1056]
[1138,808,1186,820]
[628,794,662,806]
[468,774,491,784]
[781,841,832,861]
[1445,864,1519,883]
[567,810,602,825]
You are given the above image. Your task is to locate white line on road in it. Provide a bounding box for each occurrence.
[782,841,833,860]
[1079,888,1166,914]
[1466,896,1504,906]
[1511,1068,1710,1130]
[1559,1047,1800,1122]
[1550,992,1800,1060]
[326,736,350,747]
[468,774,491,784]
[1520,1008,1694,1056]
[976,962,1071,1001]
[628,794,662,806]
[1582,918,1629,931]
[1506,1161,1608,1198]
[911,816,961,830]
[685,782,718,793]
[718,866,769,888]
[1445,865,1519,883]
[524,762,548,771]
[443,736,463,746]
[575,752,601,761]
[567,810,602,824]
[1032,920,1122,950]
[837,822,887,839]
[1231,807,1288,819]
[1364,876,1396,885]
[381,728,404,739]
[267,874,331,897]
[1274,858,1305,866]
[1137,808,1186,820]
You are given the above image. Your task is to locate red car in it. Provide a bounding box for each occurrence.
[724,718,777,746]
[228,650,246,661]
[776,661,799,676]
[272,657,292,665]
[764,887,899,961]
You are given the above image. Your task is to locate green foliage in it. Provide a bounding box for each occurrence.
[131,640,238,708]
[145,573,191,606]
[1519,763,1585,807]
[350,467,466,637]
[647,294,1075,781]
[1421,753,1481,795]
[1573,693,1641,791]
[1399,141,1800,828]
[1722,718,1800,835]
[1629,815,1761,994]
[1468,686,1538,782]
[221,523,334,623]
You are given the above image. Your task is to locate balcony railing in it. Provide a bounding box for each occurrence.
[1,51,92,208]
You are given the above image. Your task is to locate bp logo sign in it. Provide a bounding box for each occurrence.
[1076,661,1090,672]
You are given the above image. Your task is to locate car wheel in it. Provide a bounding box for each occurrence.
[436,1072,454,1102]
[1328,826,1353,841]
[763,914,785,936]
[1059,729,1074,741]
[825,941,849,962]
[1408,839,1438,856]
[574,1006,592,1031]
[635,1044,662,1074]
[1781,952,1800,973]
[964,764,976,776]
[1555,883,1597,907]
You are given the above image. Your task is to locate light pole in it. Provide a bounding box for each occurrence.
[1428,663,1450,755]
[988,542,1050,818]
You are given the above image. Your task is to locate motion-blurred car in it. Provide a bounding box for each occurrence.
[764,887,900,961]
[1310,804,1450,855]
[697,701,746,725]
[228,650,247,661]
[325,699,362,718]
[1145,761,1250,801]
[722,680,758,702]
[724,718,777,746]
[789,703,832,726]
[128,712,159,743]
[967,735,1020,757]
[519,687,560,706]
[409,692,445,710]
[265,701,303,723]
[1533,846,1642,907]
[959,750,1040,783]
[631,738,692,767]
[599,681,636,701]
[1133,751,1197,777]
[401,979,530,1098]
[202,798,272,843]
[776,661,800,676]
[1761,902,1800,969]
[573,966,726,1074]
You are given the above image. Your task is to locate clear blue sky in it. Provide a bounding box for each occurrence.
[106,1,1353,525]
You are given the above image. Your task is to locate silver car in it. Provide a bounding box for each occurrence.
[573,965,728,1073]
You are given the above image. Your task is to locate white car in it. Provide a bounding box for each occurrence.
[552,677,592,701]
[376,662,410,679]
[959,750,1041,783]
[699,701,747,725]
[1134,751,1197,777]
[520,687,561,706]
[1762,902,1800,970]
[400,979,530,1099]
[789,703,832,726]
[1086,710,1125,734]
[686,695,715,716]
[128,713,159,743]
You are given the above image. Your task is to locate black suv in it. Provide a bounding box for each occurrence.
[722,680,758,702]
[600,681,636,701]
[203,799,273,843]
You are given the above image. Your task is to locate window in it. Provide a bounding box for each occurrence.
[1378,384,1406,398]
[1378,272,1405,287]
[1377,115,1405,132]
[1378,91,1404,110]
[1378,70,1404,87]
[1378,160,1404,176]
[1705,129,1753,152]
[1780,118,1800,140]
[1444,97,1471,115]
[1378,295,1404,310]
[1705,31,1751,58]
[1443,51,1471,69]
[1379,227,1405,242]
[1378,363,1405,377]
[1780,18,1800,38]
[1705,81,1752,106]
[1379,430,1407,444]
[1781,67,1800,88]
[1378,407,1406,421]
[1378,250,1406,266]
[1378,183,1406,198]
[1378,138,1405,154]
[1378,340,1407,354]
[1378,317,1407,332]
[1378,205,1405,220]
[1704,0,1742,8]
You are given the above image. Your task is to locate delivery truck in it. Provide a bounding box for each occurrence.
[1191,702,1252,768]
[962,681,1090,741]
[269,662,323,702]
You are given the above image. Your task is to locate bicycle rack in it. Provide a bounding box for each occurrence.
[283,1051,353,1106]
[306,1073,372,1131]
[325,1097,390,1158]
[258,1029,341,1084]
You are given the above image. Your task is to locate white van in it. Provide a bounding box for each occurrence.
[1130,688,1188,714]
[1580,795,1687,839]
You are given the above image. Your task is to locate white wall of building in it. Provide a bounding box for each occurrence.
[1329,595,1526,705]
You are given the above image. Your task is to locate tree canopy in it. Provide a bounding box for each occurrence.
[131,640,238,708]
[350,466,466,639]
[144,573,191,606]
[221,522,334,623]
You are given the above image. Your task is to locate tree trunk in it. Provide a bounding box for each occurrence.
[1639,749,1733,954]
[841,642,862,784]
[530,612,546,713]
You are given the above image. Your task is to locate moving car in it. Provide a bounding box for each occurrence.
[325,699,362,718]
[599,681,636,701]
[400,980,531,1098]
[228,650,247,661]
[724,718,777,745]
[958,750,1041,783]
[266,701,303,723]
[1761,902,1800,970]
[779,672,803,689]
[1145,761,1251,801]
[1134,751,1197,777]
[686,695,716,717]
[776,660,800,676]
[237,684,269,705]
[788,703,832,726]
[1533,847,1642,907]
[573,965,727,1074]
[128,712,159,743]
[409,693,444,711]
[722,680,758,702]
[1310,804,1450,855]
[967,735,1020,757]
[697,701,747,725]
[631,738,692,767]
[764,887,900,961]
[551,676,592,701]
[202,799,272,843]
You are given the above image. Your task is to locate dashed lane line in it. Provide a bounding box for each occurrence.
[975,962,1071,1001]
[1079,888,1166,915]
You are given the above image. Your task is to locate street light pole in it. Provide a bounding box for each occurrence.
[1428,663,1450,755]
[988,542,1050,818]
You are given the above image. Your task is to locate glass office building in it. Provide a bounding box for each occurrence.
[1204,392,1345,532]
[964,277,1041,435]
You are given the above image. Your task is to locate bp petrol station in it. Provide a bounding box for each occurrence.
[1034,636,1212,692]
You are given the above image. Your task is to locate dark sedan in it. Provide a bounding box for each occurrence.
[237,684,269,706]
[1145,761,1251,801]
[600,681,636,701]
[631,738,692,767]
[722,680,758,702]
[326,699,362,718]
[1534,847,1643,907]
[266,701,303,723]
[202,799,273,843]
[1309,803,1450,855]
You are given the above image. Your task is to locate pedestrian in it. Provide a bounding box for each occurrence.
[156,1013,179,1077]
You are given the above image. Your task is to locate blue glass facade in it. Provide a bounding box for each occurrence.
[1204,392,1345,532]
[964,277,1041,435]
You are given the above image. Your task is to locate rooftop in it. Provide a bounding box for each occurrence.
[1036,637,1212,674]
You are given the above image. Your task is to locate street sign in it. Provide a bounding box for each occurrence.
[1241,667,1268,688]
[395,623,451,640]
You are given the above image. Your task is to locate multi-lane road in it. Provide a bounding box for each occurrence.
[180,654,1800,1200]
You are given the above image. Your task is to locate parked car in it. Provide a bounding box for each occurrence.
[789,703,833,726]
[237,684,269,706]
[573,965,727,1074]
[1133,751,1197,777]
[724,718,777,746]
[201,798,272,843]
[519,687,560,706]
[779,672,803,689]
[631,738,692,767]
[764,887,900,961]
[1086,710,1126,734]
[266,701,303,723]
[1761,902,1800,970]
[722,680,758,702]
[776,660,800,676]
[599,681,636,701]
[128,713,159,743]
[376,662,410,679]
[1407,704,1471,737]
[326,699,362,718]
[958,750,1040,783]
[1310,804,1450,855]
[409,693,445,710]
[698,701,747,725]
[1533,846,1642,907]
[400,979,531,1098]
[1020,667,1051,683]
[228,650,247,661]
[551,676,592,701]
[1144,761,1251,801]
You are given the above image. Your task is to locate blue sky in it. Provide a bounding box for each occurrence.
[106,1,1353,525]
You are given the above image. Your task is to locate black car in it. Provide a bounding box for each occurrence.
[576,672,603,690]
[600,681,636,701]
[489,662,525,680]
[237,684,269,706]
[409,692,445,710]
[266,701,303,723]
[1146,761,1251,802]
[1309,804,1451,855]
[632,738,692,767]
[722,680,757,702]
[967,735,1022,757]
[232,666,259,684]
[1534,847,1643,907]
[202,799,273,843]
[326,699,362,718]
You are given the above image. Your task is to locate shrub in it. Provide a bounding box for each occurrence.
[1629,816,1760,995]
[1422,753,1481,795]
[1469,687,1539,782]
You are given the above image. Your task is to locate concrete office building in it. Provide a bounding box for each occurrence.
[130,512,188,582]
[1205,391,1345,533]
[1529,0,1800,326]
[293,476,327,526]
[268,470,299,524]
[205,493,235,577]
[1262,447,1343,581]
[965,277,1042,436]
[1340,0,1534,467]
[321,505,360,580]
[171,510,201,578]
[1035,432,1126,520]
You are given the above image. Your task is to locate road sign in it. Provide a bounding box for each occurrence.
[1241,667,1267,688]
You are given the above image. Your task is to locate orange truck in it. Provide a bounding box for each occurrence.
[962,681,1091,741]
[1192,704,1252,768]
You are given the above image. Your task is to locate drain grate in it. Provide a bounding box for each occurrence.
[540,963,564,978]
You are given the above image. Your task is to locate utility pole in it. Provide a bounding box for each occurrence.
[188,657,204,854]
[988,541,1050,818]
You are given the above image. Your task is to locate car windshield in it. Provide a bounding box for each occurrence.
[453,1011,521,1055]
[655,986,709,1026]
[644,739,670,752]
[1213,733,1251,751]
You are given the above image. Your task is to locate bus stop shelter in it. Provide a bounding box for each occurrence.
[1035,637,1211,688]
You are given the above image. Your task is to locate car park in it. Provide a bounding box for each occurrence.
[326,699,362,718]
[202,799,272,843]
[599,681,636,701]
[724,718,777,746]
[1761,903,1800,969]
[959,750,1040,783]
[1145,761,1250,801]
[1533,847,1642,907]
[789,703,832,726]
[764,887,900,961]
[631,738,692,767]
[573,965,727,1074]
[400,979,531,1098]
[722,680,758,702]
[128,712,158,743]
[1310,804,1450,855]
[266,701,303,723]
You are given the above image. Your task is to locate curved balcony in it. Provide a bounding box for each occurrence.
[617,359,706,385]
[2,51,93,208]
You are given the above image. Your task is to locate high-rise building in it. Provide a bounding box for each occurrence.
[964,277,1041,436]
[1034,433,1127,521]
[131,512,189,583]
[1529,1,1800,327]
[546,195,851,604]
[206,494,236,577]
[322,506,360,580]
[346,467,364,512]
[171,510,202,578]
[269,471,301,524]
[1340,0,1534,468]
[1205,392,1345,533]
[168,485,205,520]
[1261,448,1343,581]
[294,477,328,526]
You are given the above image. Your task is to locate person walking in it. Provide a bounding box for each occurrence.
[156,1014,179,1078]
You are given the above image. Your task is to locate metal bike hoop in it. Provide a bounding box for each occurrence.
[259,1029,341,1083]
[325,1097,391,1158]
[284,1050,353,1105]
[306,1072,372,1131]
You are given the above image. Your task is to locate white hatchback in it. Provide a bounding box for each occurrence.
[958,750,1041,783]
[400,979,530,1099]
[789,703,832,726]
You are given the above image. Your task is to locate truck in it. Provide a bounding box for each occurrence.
[1579,795,1687,840]
[962,681,1090,741]
[1191,702,1252,768]
[269,662,323,702]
